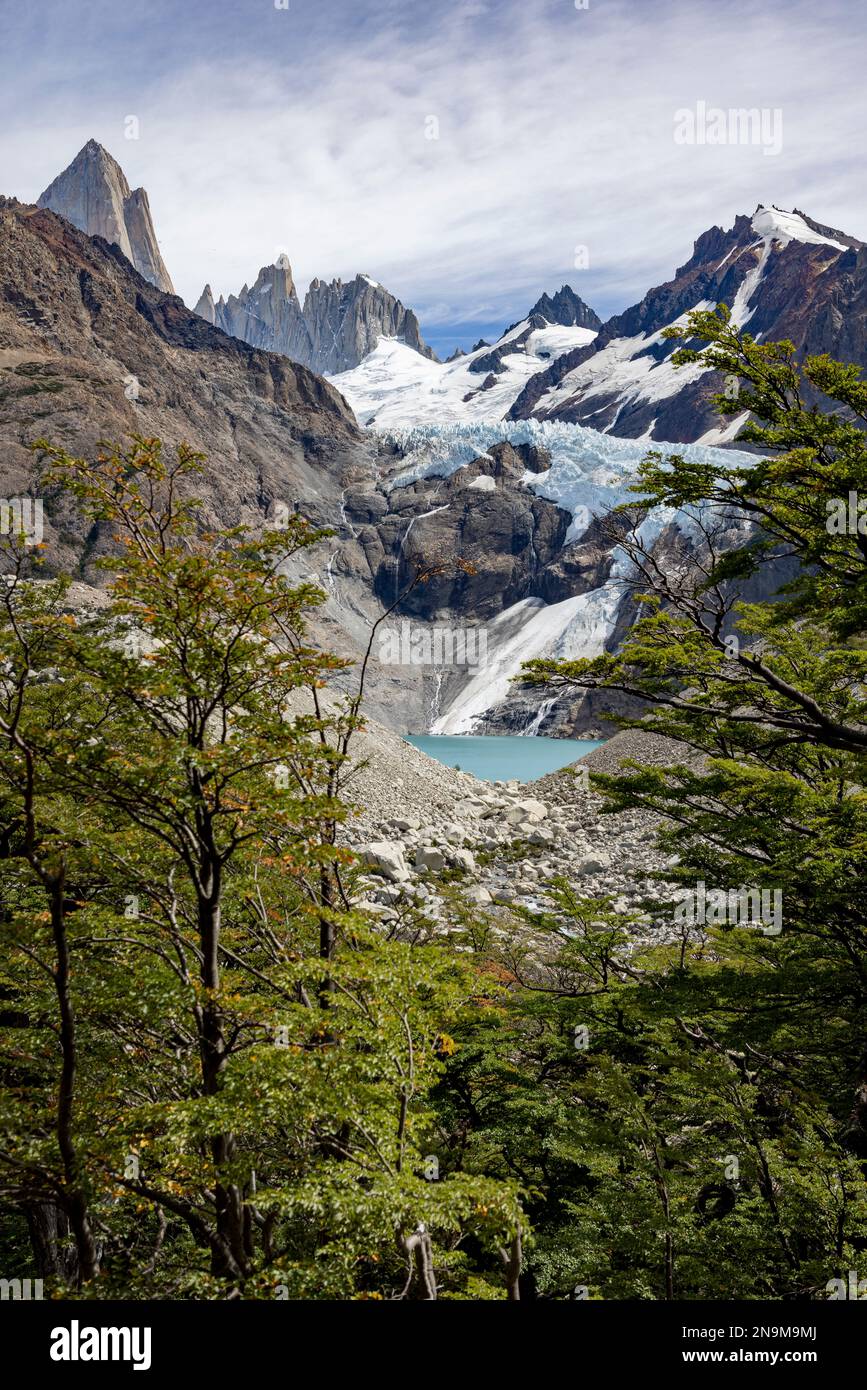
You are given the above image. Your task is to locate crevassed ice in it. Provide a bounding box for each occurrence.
[380,418,753,526]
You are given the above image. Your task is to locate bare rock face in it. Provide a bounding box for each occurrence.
[339,441,574,622]
[0,196,367,577]
[38,140,175,294]
[200,262,436,374]
[301,274,436,373]
[525,285,602,331]
[193,283,217,324]
[207,255,309,361]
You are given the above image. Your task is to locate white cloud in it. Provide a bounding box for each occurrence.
[2,0,865,344]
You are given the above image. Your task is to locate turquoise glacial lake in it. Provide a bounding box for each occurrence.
[405,734,605,783]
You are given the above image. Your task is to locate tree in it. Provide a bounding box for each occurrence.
[0,437,523,1299]
[489,313,867,1295]
[0,556,102,1283]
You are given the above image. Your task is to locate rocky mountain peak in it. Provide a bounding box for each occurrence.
[249,257,299,302]
[527,285,602,330]
[300,273,437,373]
[512,204,867,442]
[37,140,175,295]
[194,283,216,323]
[198,260,437,375]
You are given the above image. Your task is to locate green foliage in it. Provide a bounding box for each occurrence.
[501,317,867,1296]
[4,342,867,1301]
[0,438,520,1300]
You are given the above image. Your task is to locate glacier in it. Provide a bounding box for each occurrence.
[370,419,754,733]
[379,418,754,530]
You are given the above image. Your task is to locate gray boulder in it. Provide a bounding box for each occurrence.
[358,841,410,882]
[416,845,446,872]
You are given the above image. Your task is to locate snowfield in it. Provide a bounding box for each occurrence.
[751,206,848,252]
[329,321,597,427]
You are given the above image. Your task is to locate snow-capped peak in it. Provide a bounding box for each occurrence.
[330,318,598,429]
[274,252,292,270]
[751,206,847,253]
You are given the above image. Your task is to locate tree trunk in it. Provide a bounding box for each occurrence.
[196,868,249,1279]
[402,1226,437,1300]
[500,1227,522,1301]
[845,1049,867,1158]
[26,1201,78,1281]
[48,872,100,1283]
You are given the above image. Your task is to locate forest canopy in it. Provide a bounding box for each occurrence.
[1,314,866,1300]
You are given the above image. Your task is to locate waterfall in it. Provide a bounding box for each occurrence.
[521,696,558,737]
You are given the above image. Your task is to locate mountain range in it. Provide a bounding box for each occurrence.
[194,262,435,375]
[331,205,867,445]
[508,205,867,443]
[5,141,867,738]
[34,143,867,448]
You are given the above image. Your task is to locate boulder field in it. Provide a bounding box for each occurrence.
[341,723,686,938]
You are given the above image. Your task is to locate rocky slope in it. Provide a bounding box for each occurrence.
[510,205,867,443]
[0,195,369,576]
[38,141,175,295]
[0,190,488,732]
[335,719,682,942]
[197,260,435,375]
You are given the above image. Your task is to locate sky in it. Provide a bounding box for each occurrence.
[1,0,865,358]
